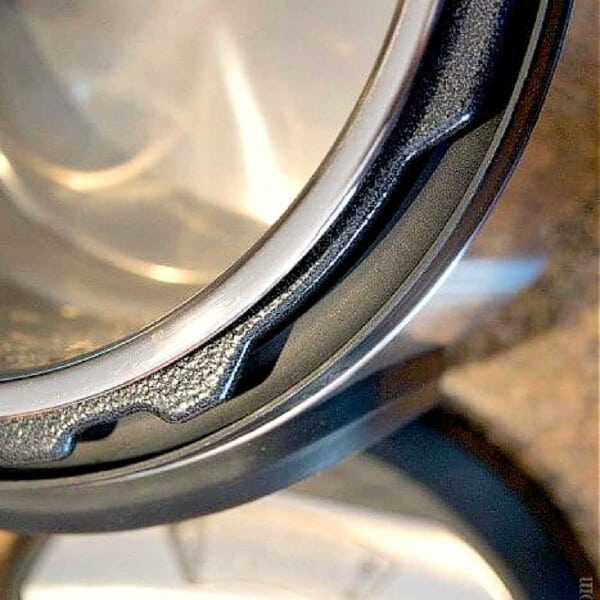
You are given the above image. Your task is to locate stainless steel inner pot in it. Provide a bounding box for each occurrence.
[0,0,399,375]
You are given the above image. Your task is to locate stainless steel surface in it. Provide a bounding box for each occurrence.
[352,256,543,381]
[0,0,398,373]
[0,0,441,414]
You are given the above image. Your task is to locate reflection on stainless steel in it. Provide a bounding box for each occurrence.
[1,1,399,282]
[0,0,442,410]
[0,280,138,377]
[0,0,399,374]
[349,257,544,381]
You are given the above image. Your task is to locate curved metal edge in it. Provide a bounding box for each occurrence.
[0,0,519,466]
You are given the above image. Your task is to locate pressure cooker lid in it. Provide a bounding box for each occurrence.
[0,0,570,531]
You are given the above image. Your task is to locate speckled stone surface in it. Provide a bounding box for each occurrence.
[443,0,598,563]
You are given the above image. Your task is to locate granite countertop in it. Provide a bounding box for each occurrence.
[443,0,598,562]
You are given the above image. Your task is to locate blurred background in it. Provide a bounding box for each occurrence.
[442,0,598,562]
